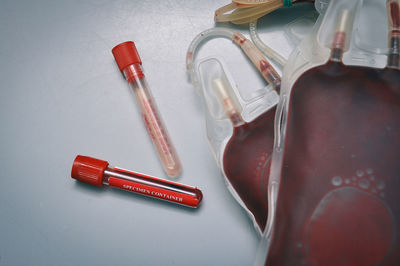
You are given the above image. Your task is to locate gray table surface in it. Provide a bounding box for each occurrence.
[0,1,315,265]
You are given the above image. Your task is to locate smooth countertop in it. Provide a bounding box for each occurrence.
[0,1,315,265]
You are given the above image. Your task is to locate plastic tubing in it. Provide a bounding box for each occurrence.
[249,20,287,67]
[215,1,281,24]
[186,28,235,93]
[228,2,283,24]
[186,28,282,92]
[215,0,301,25]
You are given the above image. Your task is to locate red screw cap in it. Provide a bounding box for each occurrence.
[112,41,142,72]
[71,155,109,187]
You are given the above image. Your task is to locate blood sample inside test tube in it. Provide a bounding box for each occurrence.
[112,42,182,177]
[71,155,202,207]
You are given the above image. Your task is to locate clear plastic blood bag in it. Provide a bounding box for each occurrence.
[112,41,182,178]
[186,28,281,233]
[213,76,277,232]
[263,3,400,265]
[71,155,202,207]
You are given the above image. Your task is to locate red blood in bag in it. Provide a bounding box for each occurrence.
[223,107,276,231]
[265,61,400,265]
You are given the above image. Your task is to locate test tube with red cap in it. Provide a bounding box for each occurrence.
[112,41,182,178]
[71,155,202,208]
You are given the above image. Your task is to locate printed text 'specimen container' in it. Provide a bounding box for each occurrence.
[112,41,182,178]
[71,155,202,207]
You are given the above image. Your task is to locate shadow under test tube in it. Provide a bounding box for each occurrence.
[112,42,182,178]
[71,155,202,207]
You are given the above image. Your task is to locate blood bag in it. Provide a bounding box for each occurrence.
[207,63,278,232]
[186,29,281,233]
[258,0,400,265]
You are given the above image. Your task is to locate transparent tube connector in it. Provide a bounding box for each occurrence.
[330,9,353,61]
[233,32,281,90]
[71,155,202,207]
[387,0,400,69]
[112,42,182,178]
[212,77,245,127]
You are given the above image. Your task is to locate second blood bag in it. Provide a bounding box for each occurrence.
[258,0,400,265]
[187,29,281,233]
[205,61,278,233]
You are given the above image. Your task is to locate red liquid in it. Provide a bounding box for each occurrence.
[265,62,400,265]
[223,107,276,231]
[390,1,400,28]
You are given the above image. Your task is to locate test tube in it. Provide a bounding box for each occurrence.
[71,155,202,208]
[112,41,182,177]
